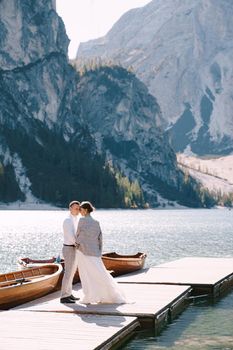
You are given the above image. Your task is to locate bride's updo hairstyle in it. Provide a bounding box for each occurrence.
[80,201,95,213]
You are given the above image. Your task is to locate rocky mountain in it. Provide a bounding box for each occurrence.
[0,0,213,208]
[73,63,186,206]
[77,0,233,156]
[0,0,123,207]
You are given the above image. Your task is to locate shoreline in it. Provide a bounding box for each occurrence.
[0,201,62,211]
[0,201,229,211]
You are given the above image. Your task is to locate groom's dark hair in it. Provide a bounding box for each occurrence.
[69,200,80,208]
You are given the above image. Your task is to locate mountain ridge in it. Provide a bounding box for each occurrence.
[0,0,218,208]
[77,0,233,156]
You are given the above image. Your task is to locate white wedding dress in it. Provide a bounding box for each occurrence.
[76,250,127,304]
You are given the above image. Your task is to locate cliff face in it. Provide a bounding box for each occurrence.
[0,0,120,207]
[0,0,83,139]
[77,0,233,155]
[0,0,206,208]
[75,65,184,204]
[0,0,65,70]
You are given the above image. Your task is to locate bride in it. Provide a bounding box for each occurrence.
[75,201,127,304]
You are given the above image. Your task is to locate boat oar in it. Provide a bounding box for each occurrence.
[0,275,45,288]
[0,278,28,287]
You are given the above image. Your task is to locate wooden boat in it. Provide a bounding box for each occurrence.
[102,252,147,276]
[0,263,62,310]
[18,257,80,285]
[18,251,147,279]
[18,256,57,268]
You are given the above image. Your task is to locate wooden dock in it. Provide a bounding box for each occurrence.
[1,257,233,349]
[15,283,192,328]
[116,257,233,296]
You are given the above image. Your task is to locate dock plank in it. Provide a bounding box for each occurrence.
[158,257,233,269]
[0,310,139,350]
[116,257,233,295]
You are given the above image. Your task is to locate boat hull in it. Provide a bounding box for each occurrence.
[0,264,62,310]
[102,252,147,276]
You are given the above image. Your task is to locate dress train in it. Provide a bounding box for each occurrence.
[76,250,127,304]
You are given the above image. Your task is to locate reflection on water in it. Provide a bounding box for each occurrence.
[0,208,233,349]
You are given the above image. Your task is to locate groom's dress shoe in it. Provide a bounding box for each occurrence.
[60,297,75,304]
[69,294,80,301]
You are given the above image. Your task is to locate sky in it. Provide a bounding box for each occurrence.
[56,0,151,58]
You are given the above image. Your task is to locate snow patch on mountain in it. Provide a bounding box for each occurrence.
[0,145,38,203]
[177,153,233,195]
[11,153,37,203]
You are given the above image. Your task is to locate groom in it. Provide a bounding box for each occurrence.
[60,200,80,303]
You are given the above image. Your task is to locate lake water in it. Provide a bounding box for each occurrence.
[0,208,233,349]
